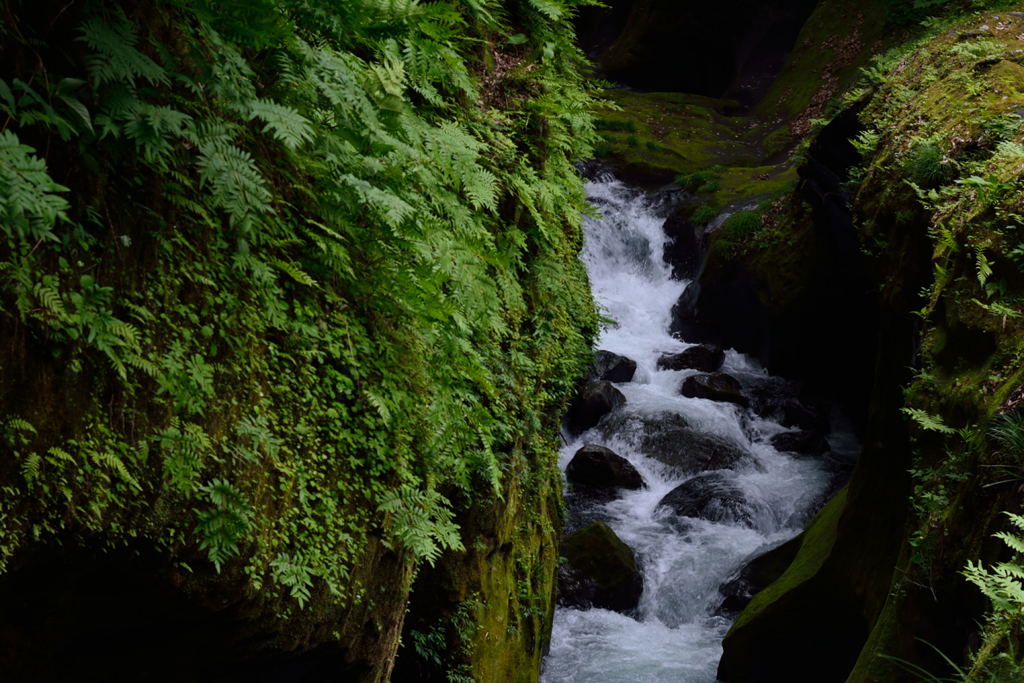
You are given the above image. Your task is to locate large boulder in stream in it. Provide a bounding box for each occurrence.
[680,373,750,408]
[558,521,643,612]
[780,398,830,433]
[656,344,725,373]
[599,412,759,473]
[669,282,703,342]
[588,350,637,383]
[566,445,644,501]
[661,214,703,280]
[770,430,829,457]
[656,473,760,528]
[565,381,626,435]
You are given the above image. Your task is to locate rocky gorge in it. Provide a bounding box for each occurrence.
[2,0,1024,681]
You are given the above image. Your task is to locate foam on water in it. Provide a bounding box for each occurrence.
[541,178,834,682]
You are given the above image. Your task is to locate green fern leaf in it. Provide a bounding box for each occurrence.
[195,479,250,573]
[76,8,168,89]
[90,450,142,491]
[248,99,313,150]
[21,453,41,482]
[902,407,956,434]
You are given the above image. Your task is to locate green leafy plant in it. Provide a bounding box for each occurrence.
[194,479,251,573]
[0,0,600,628]
[963,512,1024,679]
[593,119,636,132]
[691,204,718,224]
[905,141,950,189]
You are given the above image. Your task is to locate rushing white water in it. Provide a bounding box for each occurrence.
[541,177,838,682]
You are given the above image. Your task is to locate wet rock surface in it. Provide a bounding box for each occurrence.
[770,430,829,457]
[558,521,644,613]
[680,373,750,407]
[657,344,725,373]
[661,214,703,280]
[588,350,637,384]
[600,412,758,473]
[566,381,626,435]
[566,444,644,501]
[716,534,803,614]
[656,472,761,528]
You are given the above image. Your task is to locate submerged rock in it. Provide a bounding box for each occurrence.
[780,398,830,433]
[566,444,644,501]
[742,376,801,420]
[656,343,725,373]
[558,521,643,612]
[717,534,803,614]
[589,350,638,383]
[565,381,626,435]
[599,412,758,473]
[770,430,829,457]
[656,472,759,528]
[680,373,749,407]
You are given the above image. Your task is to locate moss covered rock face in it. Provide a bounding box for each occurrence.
[0,0,599,679]
[711,6,1024,683]
[558,521,643,612]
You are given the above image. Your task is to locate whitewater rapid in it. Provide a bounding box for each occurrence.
[540,177,837,682]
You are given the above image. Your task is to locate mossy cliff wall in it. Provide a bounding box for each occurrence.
[0,0,598,680]
[711,7,1024,682]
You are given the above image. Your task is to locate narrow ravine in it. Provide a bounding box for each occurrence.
[541,175,857,682]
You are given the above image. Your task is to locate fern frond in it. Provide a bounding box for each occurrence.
[20,453,41,482]
[902,407,956,434]
[273,258,317,286]
[90,450,142,491]
[195,478,250,573]
[248,99,313,150]
[76,8,168,89]
[46,446,76,465]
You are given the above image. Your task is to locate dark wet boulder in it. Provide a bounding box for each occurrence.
[656,344,725,373]
[661,214,702,280]
[656,472,761,528]
[566,445,644,500]
[558,521,643,612]
[680,373,749,408]
[589,350,637,383]
[780,398,829,432]
[669,283,702,342]
[717,534,803,614]
[599,412,758,474]
[770,430,829,457]
[743,376,801,420]
[566,381,626,435]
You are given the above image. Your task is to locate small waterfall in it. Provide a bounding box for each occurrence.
[541,177,849,682]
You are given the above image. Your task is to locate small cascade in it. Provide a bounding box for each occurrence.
[541,177,856,682]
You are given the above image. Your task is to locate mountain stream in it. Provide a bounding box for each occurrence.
[540,175,857,682]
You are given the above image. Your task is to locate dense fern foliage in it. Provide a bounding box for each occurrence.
[0,0,598,622]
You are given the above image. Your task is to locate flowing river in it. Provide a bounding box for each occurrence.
[540,175,855,682]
